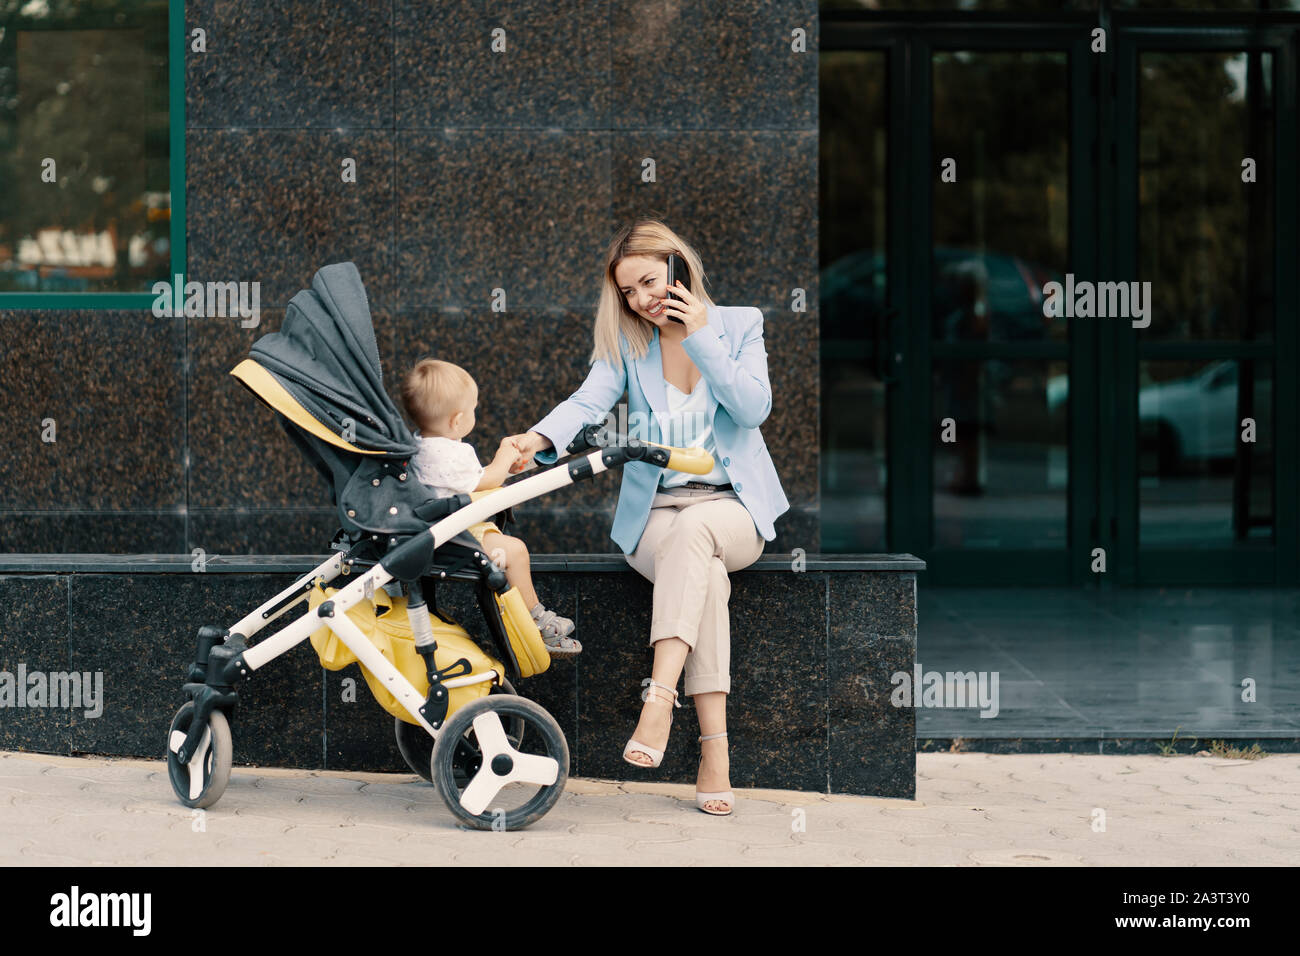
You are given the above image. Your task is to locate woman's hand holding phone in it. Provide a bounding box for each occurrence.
[662,279,707,335]
[664,254,705,333]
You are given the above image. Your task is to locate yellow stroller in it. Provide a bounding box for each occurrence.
[163,262,713,830]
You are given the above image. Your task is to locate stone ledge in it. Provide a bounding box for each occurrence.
[0,552,927,574]
[0,556,922,798]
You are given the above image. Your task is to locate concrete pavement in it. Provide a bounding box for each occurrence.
[1,750,1296,865]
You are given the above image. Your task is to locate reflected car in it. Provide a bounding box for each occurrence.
[1047,361,1271,471]
[820,246,1057,349]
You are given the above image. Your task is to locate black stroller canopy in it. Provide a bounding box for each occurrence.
[232,261,472,541]
[244,261,417,459]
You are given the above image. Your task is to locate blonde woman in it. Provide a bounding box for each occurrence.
[507,219,789,815]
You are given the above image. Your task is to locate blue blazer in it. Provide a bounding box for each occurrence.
[529,304,790,555]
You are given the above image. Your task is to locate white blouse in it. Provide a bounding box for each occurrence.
[656,378,732,488]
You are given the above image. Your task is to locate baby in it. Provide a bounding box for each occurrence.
[399,357,580,657]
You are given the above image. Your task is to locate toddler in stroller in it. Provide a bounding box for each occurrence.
[400,358,581,657]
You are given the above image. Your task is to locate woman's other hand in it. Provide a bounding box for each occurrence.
[505,431,551,473]
[477,437,528,491]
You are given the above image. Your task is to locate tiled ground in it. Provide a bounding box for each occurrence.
[3,750,1294,866]
[917,588,1300,748]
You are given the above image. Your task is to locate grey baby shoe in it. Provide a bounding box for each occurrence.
[531,603,581,657]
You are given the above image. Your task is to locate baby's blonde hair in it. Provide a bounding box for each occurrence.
[591,218,717,366]
[401,358,477,433]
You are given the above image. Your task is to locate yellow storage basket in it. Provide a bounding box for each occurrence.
[306,580,504,725]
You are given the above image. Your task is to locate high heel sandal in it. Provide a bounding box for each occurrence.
[696,732,734,816]
[622,678,680,768]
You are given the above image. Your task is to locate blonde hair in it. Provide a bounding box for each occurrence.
[401,358,477,432]
[591,218,717,366]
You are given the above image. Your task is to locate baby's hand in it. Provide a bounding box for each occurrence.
[496,436,523,473]
[494,437,521,466]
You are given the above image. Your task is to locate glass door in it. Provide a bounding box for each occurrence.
[819,44,893,552]
[907,27,1100,584]
[820,22,1101,584]
[819,15,1299,586]
[1110,28,1298,584]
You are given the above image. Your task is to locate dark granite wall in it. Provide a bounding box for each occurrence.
[0,1,821,558]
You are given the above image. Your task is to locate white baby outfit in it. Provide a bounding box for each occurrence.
[410,434,483,497]
[407,432,580,654]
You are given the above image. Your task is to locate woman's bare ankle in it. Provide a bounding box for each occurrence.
[697,737,730,790]
[628,690,674,759]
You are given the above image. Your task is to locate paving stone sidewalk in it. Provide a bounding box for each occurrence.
[1,751,1296,866]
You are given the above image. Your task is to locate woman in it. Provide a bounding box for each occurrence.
[507,219,789,815]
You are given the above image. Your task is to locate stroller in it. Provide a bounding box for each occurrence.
[164,262,714,830]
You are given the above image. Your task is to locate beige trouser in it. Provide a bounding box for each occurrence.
[624,487,766,696]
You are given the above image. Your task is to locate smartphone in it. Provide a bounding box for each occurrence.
[665,253,690,324]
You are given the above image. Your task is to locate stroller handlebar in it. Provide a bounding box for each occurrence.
[564,424,715,475]
[653,443,715,475]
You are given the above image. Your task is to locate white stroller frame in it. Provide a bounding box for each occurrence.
[167,429,713,828]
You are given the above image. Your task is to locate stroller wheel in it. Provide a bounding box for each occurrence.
[165,702,233,810]
[394,678,519,783]
[431,695,569,831]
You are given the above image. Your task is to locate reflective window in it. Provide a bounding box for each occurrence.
[1116,0,1281,9]
[1139,360,1274,545]
[820,49,888,552]
[933,359,1070,548]
[931,51,1071,551]
[0,0,170,292]
[932,52,1070,344]
[1138,52,1274,343]
[821,1,1099,10]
